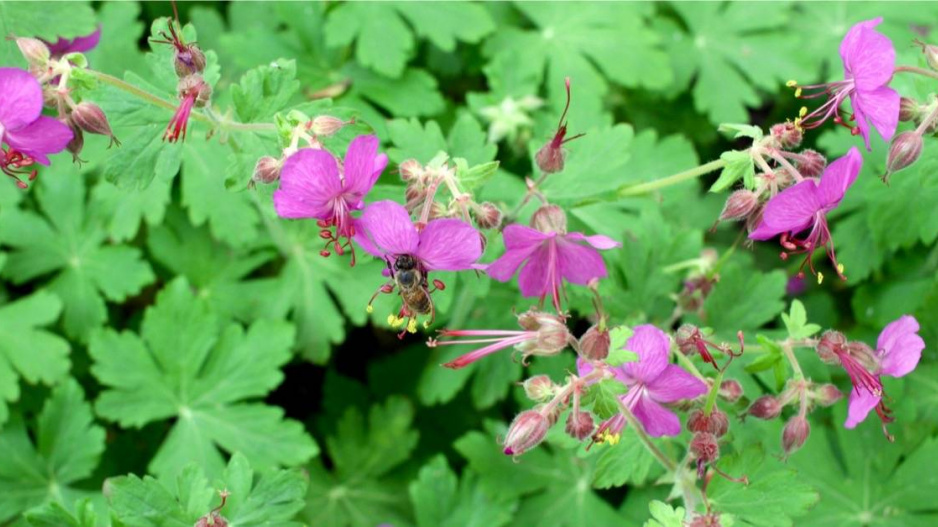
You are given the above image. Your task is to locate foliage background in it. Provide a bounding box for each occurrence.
[1,1,937,526]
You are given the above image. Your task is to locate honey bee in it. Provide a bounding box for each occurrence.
[392,254,434,319]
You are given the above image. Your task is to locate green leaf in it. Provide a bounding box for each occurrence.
[581,379,628,421]
[90,278,317,478]
[781,300,821,340]
[697,262,787,333]
[718,123,764,140]
[591,427,659,488]
[86,2,147,77]
[744,335,783,374]
[644,501,685,527]
[0,1,96,65]
[0,291,69,426]
[388,114,497,166]
[455,159,500,194]
[409,455,515,527]
[541,125,634,202]
[0,174,155,341]
[711,150,755,192]
[231,59,301,122]
[302,397,419,527]
[606,347,638,367]
[24,499,98,527]
[91,177,172,242]
[394,3,495,52]
[608,326,633,354]
[347,65,445,118]
[0,380,104,522]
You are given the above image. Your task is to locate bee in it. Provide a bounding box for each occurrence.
[392,254,433,319]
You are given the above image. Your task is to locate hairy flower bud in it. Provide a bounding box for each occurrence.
[252,156,282,184]
[689,513,723,527]
[175,44,206,78]
[535,140,566,174]
[745,204,764,236]
[748,395,782,420]
[816,330,846,364]
[71,102,119,146]
[770,122,802,149]
[13,36,50,67]
[899,97,921,122]
[782,415,810,457]
[885,131,923,177]
[675,324,700,356]
[522,375,556,401]
[688,409,729,437]
[474,201,503,230]
[399,159,423,181]
[565,410,595,440]
[515,311,571,360]
[796,149,827,178]
[719,190,759,221]
[65,119,84,162]
[690,432,720,464]
[915,39,938,72]
[530,204,567,235]
[719,379,743,403]
[310,115,349,137]
[178,75,212,108]
[814,383,843,407]
[503,410,550,456]
[195,515,228,527]
[577,324,610,361]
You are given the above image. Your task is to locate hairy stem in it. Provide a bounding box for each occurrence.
[894,65,938,81]
[615,397,677,472]
[617,158,727,197]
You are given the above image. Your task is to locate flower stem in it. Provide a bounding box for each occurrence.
[615,397,677,472]
[780,339,804,380]
[894,65,938,81]
[915,104,938,135]
[617,159,726,197]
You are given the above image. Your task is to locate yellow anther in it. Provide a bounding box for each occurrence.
[786,80,798,87]
[837,263,845,275]
[387,314,396,325]
[799,106,808,118]
[817,272,824,285]
[607,433,621,446]
[407,318,418,333]
[795,87,802,98]
[423,320,431,329]
[366,305,374,314]
[793,117,804,131]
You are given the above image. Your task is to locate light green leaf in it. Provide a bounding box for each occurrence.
[410,455,515,527]
[697,262,786,333]
[24,499,98,527]
[0,1,96,65]
[644,500,685,527]
[711,150,755,192]
[581,379,627,421]
[231,59,301,122]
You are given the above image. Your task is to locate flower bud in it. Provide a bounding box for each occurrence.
[503,410,550,456]
[815,330,846,364]
[195,515,229,527]
[814,383,843,407]
[747,395,782,420]
[13,36,50,67]
[522,375,556,401]
[782,415,810,457]
[690,432,720,464]
[63,119,84,162]
[916,39,938,72]
[474,202,503,230]
[719,379,743,403]
[744,204,764,236]
[885,131,923,177]
[719,190,759,221]
[770,122,802,149]
[310,115,349,137]
[688,409,729,437]
[796,149,827,178]
[515,311,571,360]
[530,204,567,235]
[175,44,206,78]
[535,141,565,174]
[577,324,610,361]
[252,156,282,184]
[71,102,119,147]
[689,513,723,527]
[399,159,423,181]
[899,97,921,122]
[674,324,701,356]
[565,410,595,440]
[179,75,212,108]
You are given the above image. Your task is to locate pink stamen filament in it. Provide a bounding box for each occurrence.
[834,350,883,397]
[778,214,845,280]
[442,333,534,369]
[164,91,197,142]
[795,80,857,133]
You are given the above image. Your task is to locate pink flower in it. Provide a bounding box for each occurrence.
[41,27,101,58]
[487,205,620,312]
[794,18,899,150]
[577,325,708,437]
[0,68,73,187]
[844,316,924,436]
[274,135,388,261]
[749,147,861,281]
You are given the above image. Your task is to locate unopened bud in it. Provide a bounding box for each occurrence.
[675,324,700,355]
[770,122,802,149]
[195,515,229,527]
[689,513,723,527]
[71,102,119,147]
[688,409,729,437]
[719,379,743,403]
[64,119,84,162]
[503,410,550,456]
[252,156,282,184]
[515,311,571,361]
[577,324,610,361]
[310,115,349,137]
[522,375,556,401]
[13,36,50,66]
[535,141,565,174]
[899,97,921,122]
[179,75,212,108]
[175,44,206,78]
[915,39,938,72]
[885,131,923,177]
[745,204,764,236]
[782,415,810,457]
[565,410,595,440]
[474,202,503,230]
[747,395,782,420]
[399,159,423,181]
[814,383,843,407]
[530,204,567,234]
[816,330,846,364]
[690,432,720,464]
[719,190,759,222]
[796,149,826,178]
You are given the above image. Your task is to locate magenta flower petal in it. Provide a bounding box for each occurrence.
[747,180,820,241]
[486,225,549,281]
[621,325,670,382]
[644,365,707,403]
[565,232,621,250]
[851,86,900,148]
[273,149,342,219]
[630,391,681,437]
[342,135,387,200]
[816,147,862,207]
[876,315,924,378]
[516,244,555,298]
[416,218,482,271]
[44,27,102,57]
[504,224,552,247]
[0,67,43,131]
[3,116,73,165]
[841,18,894,91]
[353,200,419,258]
[556,237,609,285]
[845,387,880,429]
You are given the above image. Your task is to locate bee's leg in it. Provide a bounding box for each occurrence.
[427,295,437,326]
[385,257,395,278]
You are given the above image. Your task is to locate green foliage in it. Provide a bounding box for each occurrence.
[644,501,685,527]
[409,455,515,527]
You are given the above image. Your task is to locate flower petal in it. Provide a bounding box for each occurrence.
[565,232,621,250]
[503,223,551,249]
[852,86,900,149]
[630,391,682,437]
[342,135,386,200]
[841,19,894,91]
[0,67,43,131]
[844,388,880,429]
[645,365,708,403]
[273,149,342,219]
[816,147,862,208]
[44,27,102,56]
[621,325,670,382]
[517,243,557,299]
[876,315,924,378]
[352,200,419,259]
[556,237,608,285]
[416,218,482,271]
[3,116,73,165]
[747,179,821,241]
